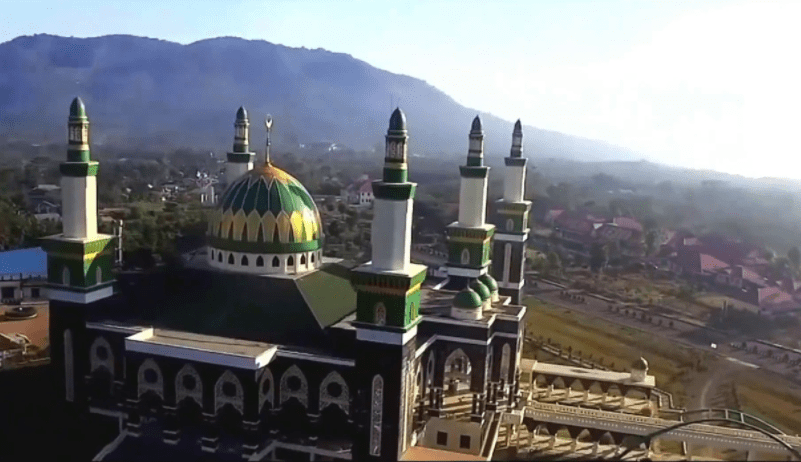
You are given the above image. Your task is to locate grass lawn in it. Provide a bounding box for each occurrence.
[696,294,759,313]
[734,369,801,435]
[523,297,711,407]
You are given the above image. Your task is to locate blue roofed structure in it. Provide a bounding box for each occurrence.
[0,247,48,279]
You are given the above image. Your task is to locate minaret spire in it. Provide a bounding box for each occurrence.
[489,119,532,304]
[225,107,255,185]
[383,107,408,183]
[467,115,484,167]
[351,110,427,460]
[444,116,495,290]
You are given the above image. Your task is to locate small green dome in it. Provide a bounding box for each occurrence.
[470,279,491,302]
[471,115,483,133]
[69,97,87,120]
[454,287,483,309]
[389,107,406,132]
[479,273,498,293]
[208,162,322,255]
[236,106,248,121]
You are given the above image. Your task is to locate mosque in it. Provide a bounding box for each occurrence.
[44,98,654,461]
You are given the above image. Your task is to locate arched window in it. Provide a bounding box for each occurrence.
[410,302,417,319]
[301,255,307,265]
[95,266,102,285]
[311,253,315,263]
[500,343,511,382]
[62,267,70,286]
[272,256,280,267]
[256,256,264,267]
[241,255,249,266]
[460,248,470,265]
[288,256,295,267]
[370,375,384,456]
[64,330,74,402]
[503,244,512,283]
[228,254,234,265]
[374,303,387,326]
[210,250,215,261]
[506,218,514,232]
[218,252,223,262]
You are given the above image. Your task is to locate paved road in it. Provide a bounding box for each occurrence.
[526,278,801,386]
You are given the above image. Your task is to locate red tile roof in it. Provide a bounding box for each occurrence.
[613,216,643,233]
[758,287,798,312]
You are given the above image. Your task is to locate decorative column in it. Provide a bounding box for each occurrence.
[491,120,532,304]
[162,407,180,444]
[201,413,219,453]
[225,107,255,185]
[445,116,495,289]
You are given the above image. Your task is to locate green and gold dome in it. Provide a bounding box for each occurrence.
[207,162,323,255]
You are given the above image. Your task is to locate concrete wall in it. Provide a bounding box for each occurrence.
[503,165,525,203]
[458,177,487,228]
[372,198,412,271]
[422,417,482,455]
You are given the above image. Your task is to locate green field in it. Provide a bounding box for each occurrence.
[523,297,708,406]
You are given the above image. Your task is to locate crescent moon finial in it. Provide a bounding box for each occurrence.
[264,115,273,164]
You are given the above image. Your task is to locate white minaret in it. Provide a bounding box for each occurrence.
[62,97,97,239]
[225,106,255,184]
[370,108,414,271]
[457,116,489,227]
[504,120,526,202]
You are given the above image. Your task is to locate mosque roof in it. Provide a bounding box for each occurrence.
[107,259,356,349]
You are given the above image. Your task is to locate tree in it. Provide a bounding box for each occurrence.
[645,230,657,256]
[589,242,607,273]
[546,251,561,276]
[789,246,801,271]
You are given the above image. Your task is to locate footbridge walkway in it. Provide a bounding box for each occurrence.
[522,401,801,457]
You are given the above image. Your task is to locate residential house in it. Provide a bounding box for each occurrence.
[340,175,374,207]
[0,247,47,304]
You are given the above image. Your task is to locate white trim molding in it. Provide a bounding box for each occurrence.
[47,285,114,304]
[356,326,418,345]
[125,329,277,370]
[498,280,525,290]
[276,349,355,367]
[446,266,487,278]
[494,233,529,243]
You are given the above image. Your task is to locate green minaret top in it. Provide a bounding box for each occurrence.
[65,97,93,166]
[236,106,248,121]
[465,115,485,167]
[388,107,407,133]
[510,119,524,158]
[471,115,483,133]
[69,97,87,120]
[382,108,409,183]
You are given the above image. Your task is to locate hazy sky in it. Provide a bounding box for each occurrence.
[3,0,800,178]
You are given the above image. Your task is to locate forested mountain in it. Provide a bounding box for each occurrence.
[0,34,639,160]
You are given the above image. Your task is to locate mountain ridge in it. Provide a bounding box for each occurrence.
[0,34,640,161]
